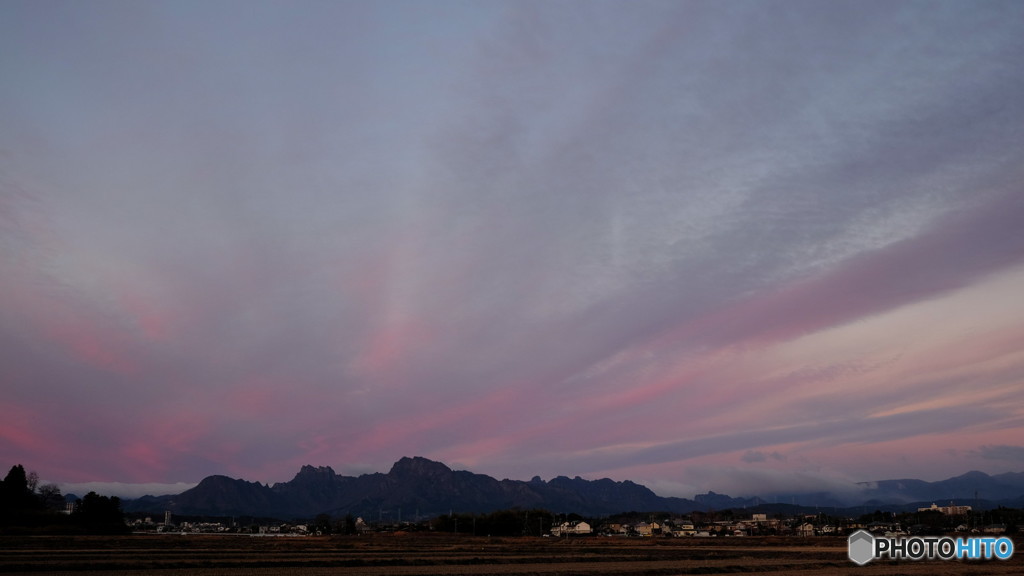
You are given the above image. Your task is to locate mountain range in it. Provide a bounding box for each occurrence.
[122,457,1024,520]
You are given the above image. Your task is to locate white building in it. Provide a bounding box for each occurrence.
[917,503,972,515]
[551,521,592,536]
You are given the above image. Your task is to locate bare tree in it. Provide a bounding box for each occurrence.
[38,484,64,511]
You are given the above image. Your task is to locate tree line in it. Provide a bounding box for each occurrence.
[431,509,561,537]
[1,464,128,534]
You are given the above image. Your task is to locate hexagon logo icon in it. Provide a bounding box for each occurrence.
[848,529,875,565]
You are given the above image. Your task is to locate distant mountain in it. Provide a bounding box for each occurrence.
[858,470,1024,504]
[124,457,702,518]
[692,490,767,510]
[122,457,1024,520]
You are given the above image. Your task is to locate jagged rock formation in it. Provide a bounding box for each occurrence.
[125,456,700,518]
[122,457,1024,520]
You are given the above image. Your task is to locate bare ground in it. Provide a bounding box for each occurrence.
[1,533,1020,575]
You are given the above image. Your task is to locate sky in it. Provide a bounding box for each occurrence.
[2,0,1024,500]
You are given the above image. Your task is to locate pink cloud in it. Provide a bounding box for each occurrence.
[7,282,140,376]
[0,403,121,483]
[96,405,222,482]
[223,376,294,419]
[0,405,60,463]
[653,190,1024,353]
[119,440,168,478]
[345,384,530,462]
[352,319,433,380]
[118,291,175,342]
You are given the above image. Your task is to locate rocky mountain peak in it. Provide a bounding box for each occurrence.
[295,464,336,478]
[389,456,452,478]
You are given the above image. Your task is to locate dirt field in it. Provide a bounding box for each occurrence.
[1,533,1020,575]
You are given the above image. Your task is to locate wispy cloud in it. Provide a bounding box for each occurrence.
[974,445,1024,462]
[742,450,787,464]
[1,1,1023,490]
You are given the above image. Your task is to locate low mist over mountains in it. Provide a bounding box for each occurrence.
[123,457,1024,520]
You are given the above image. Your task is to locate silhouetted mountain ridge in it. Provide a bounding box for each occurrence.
[858,469,1024,503]
[122,457,1024,519]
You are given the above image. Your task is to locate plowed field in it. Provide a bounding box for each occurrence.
[1,533,1020,575]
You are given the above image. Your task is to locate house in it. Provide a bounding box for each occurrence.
[605,523,627,536]
[551,521,592,536]
[673,522,696,537]
[983,524,1006,534]
[867,521,898,533]
[633,521,662,536]
[796,523,815,537]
